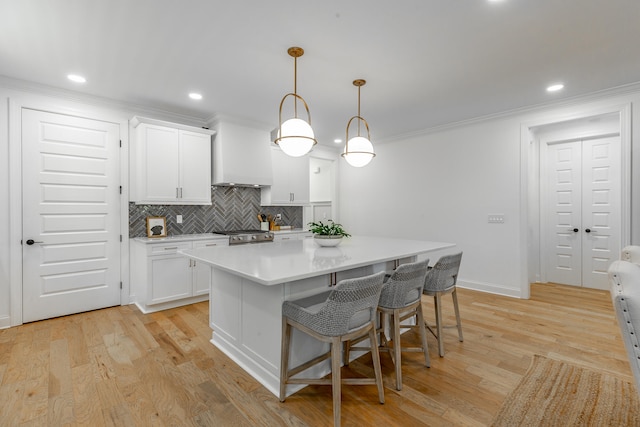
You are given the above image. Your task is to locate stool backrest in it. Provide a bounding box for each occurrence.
[379,259,430,308]
[314,271,386,336]
[424,252,463,292]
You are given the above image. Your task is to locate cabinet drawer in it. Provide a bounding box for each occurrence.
[193,239,229,249]
[148,241,191,255]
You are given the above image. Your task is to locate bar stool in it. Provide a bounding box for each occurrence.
[279,271,386,427]
[376,259,431,390]
[422,252,464,357]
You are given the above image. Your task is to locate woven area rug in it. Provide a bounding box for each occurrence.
[491,355,640,426]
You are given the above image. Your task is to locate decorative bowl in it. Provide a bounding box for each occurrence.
[313,235,344,247]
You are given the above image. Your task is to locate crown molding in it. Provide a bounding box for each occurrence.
[0,74,209,127]
[378,80,640,144]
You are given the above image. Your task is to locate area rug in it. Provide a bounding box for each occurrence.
[491,354,640,426]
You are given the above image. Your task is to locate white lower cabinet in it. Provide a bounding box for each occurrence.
[131,236,228,313]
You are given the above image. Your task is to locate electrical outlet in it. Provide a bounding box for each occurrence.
[177,214,183,224]
[276,213,282,220]
[488,214,504,224]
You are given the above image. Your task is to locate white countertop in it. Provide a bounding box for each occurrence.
[180,236,455,286]
[133,233,229,244]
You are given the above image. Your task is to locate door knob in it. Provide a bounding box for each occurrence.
[571,228,579,232]
[585,228,592,233]
[25,239,43,245]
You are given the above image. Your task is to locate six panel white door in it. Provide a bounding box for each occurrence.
[580,136,620,289]
[22,109,121,322]
[545,135,620,290]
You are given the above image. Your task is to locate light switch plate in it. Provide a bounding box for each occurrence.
[488,214,504,223]
[177,215,183,224]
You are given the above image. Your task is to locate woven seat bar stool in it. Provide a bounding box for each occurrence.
[373,259,431,390]
[422,252,464,357]
[279,271,386,427]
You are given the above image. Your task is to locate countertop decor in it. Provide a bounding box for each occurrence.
[308,220,351,247]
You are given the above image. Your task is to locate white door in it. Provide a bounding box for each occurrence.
[22,109,121,322]
[544,135,620,289]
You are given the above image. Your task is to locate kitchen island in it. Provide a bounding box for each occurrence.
[180,236,455,397]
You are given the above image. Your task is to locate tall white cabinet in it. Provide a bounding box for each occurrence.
[130,116,215,205]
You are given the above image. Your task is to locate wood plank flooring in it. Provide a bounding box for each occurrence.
[0,283,632,426]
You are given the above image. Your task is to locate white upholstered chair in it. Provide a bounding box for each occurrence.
[608,259,640,398]
[622,245,640,264]
[279,271,386,427]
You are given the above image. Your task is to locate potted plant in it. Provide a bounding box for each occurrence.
[308,220,351,247]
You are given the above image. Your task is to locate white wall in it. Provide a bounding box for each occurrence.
[338,89,640,298]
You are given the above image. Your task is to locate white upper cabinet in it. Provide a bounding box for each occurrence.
[261,147,310,206]
[211,118,273,186]
[130,116,215,205]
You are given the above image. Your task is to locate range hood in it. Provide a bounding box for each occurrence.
[211,117,273,187]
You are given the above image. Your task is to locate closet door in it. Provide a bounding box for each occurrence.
[544,135,620,290]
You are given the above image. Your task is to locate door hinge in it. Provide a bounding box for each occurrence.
[120,281,123,289]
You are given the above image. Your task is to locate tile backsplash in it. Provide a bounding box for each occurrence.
[129,186,303,237]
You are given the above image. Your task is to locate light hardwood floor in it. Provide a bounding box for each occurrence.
[0,283,632,426]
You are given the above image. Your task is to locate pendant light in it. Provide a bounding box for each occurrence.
[275,47,317,157]
[342,79,375,167]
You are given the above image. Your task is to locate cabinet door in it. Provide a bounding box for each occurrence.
[269,148,295,204]
[140,124,180,202]
[263,148,310,205]
[149,255,192,304]
[287,154,310,204]
[192,239,228,295]
[179,131,212,204]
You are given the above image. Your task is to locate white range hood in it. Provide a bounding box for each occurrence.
[210,117,273,187]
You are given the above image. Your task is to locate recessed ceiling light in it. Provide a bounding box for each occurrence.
[189,92,203,100]
[67,74,86,83]
[334,138,342,144]
[547,83,565,92]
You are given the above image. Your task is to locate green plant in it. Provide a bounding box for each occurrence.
[307,220,351,237]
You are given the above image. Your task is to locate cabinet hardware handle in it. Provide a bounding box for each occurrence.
[568,228,579,232]
[180,187,183,198]
[189,259,192,267]
[164,247,178,250]
[176,187,179,198]
[585,228,596,233]
[205,243,218,247]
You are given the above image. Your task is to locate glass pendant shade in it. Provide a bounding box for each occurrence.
[278,118,315,157]
[343,136,375,167]
[275,46,316,157]
[342,79,375,167]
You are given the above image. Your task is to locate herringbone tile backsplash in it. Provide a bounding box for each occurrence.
[129,187,303,237]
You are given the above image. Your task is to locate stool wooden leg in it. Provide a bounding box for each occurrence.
[279,319,291,402]
[331,337,342,427]
[452,288,464,342]
[368,325,385,404]
[416,303,431,368]
[392,309,403,390]
[434,294,445,357]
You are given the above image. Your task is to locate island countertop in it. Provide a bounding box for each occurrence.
[180,236,455,286]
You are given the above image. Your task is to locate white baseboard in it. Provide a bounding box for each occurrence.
[0,315,12,329]
[457,279,524,299]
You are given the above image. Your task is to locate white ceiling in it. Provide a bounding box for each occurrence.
[2,0,640,146]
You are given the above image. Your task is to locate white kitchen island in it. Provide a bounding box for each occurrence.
[180,236,455,397]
